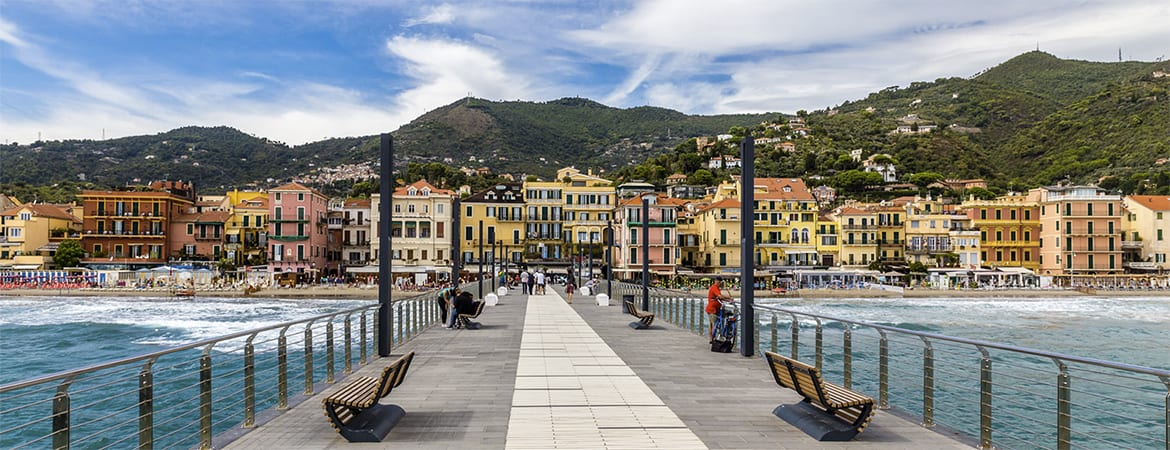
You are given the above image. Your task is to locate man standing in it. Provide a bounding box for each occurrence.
[706,277,731,343]
[520,270,530,294]
[534,270,546,295]
[437,284,459,328]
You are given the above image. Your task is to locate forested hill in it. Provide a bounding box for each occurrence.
[2,51,1168,200]
[0,99,773,191]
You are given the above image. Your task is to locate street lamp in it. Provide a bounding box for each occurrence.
[488,227,497,292]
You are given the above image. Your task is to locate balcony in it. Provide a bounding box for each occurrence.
[268,235,309,242]
[906,244,955,254]
[840,224,879,230]
[1121,240,1143,249]
[194,235,223,241]
[269,218,308,223]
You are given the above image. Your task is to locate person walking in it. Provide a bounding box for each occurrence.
[520,270,530,294]
[534,270,546,295]
[565,277,576,304]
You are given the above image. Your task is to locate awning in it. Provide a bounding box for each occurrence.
[13,264,42,270]
[783,250,819,254]
[346,265,379,273]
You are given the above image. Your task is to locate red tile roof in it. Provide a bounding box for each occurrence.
[1128,195,1170,211]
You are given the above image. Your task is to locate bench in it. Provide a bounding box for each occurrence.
[322,351,415,442]
[623,299,655,329]
[456,301,485,329]
[764,351,875,441]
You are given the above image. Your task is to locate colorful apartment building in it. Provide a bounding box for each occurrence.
[522,179,566,261]
[833,206,877,267]
[1121,195,1169,273]
[0,203,82,269]
[79,181,196,269]
[339,198,372,267]
[747,178,819,268]
[614,194,681,279]
[962,193,1040,272]
[373,180,455,283]
[169,211,230,261]
[267,182,330,277]
[558,167,615,269]
[1034,185,1124,276]
[224,192,268,266]
[460,183,525,273]
[903,198,980,268]
[695,198,742,272]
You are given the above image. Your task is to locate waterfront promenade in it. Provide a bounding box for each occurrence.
[220,287,972,449]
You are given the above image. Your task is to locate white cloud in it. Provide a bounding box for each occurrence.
[405,4,456,27]
[385,35,533,116]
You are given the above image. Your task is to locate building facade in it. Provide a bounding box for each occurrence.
[1121,195,1169,274]
[267,182,330,277]
[79,181,196,269]
[1034,185,1124,277]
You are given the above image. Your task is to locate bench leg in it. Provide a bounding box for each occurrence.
[629,321,649,330]
[772,402,861,441]
[335,403,407,442]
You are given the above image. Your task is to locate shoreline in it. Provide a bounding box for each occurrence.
[2,286,1167,299]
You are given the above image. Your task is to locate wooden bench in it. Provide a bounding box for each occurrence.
[764,351,875,441]
[322,351,415,442]
[456,301,485,329]
[623,299,655,329]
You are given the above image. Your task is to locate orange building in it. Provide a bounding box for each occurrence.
[1034,185,1124,277]
[78,181,196,269]
[962,193,1041,272]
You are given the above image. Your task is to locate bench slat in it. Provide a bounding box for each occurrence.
[764,351,876,438]
[322,351,416,440]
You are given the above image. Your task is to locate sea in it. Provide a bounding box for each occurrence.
[0,294,1167,448]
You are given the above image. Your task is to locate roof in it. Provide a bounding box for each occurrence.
[752,178,816,201]
[236,198,269,209]
[1127,195,1170,211]
[1,204,79,222]
[175,211,231,223]
[836,206,871,215]
[344,198,372,208]
[697,198,740,214]
[393,179,455,196]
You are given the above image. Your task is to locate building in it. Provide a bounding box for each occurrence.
[267,182,331,278]
[962,193,1040,272]
[0,203,82,270]
[904,197,980,268]
[376,180,455,284]
[460,183,525,276]
[833,206,878,268]
[561,168,616,275]
[224,192,268,267]
[78,181,196,269]
[169,211,230,262]
[1034,185,1124,277]
[339,198,373,268]
[873,204,905,266]
[694,198,742,272]
[1121,195,1169,273]
[614,194,681,279]
[748,178,819,269]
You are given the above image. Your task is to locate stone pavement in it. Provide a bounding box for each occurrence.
[220,286,973,449]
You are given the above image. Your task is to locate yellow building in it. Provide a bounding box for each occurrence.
[460,183,526,275]
[961,193,1040,272]
[814,212,840,267]
[833,206,878,268]
[0,204,82,269]
[695,198,742,272]
[873,205,905,265]
[558,167,615,265]
[1121,195,1169,273]
[223,191,268,266]
[746,178,818,269]
[904,198,980,268]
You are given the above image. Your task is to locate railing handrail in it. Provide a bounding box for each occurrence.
[0,295,426,394]
[751,302,1170,377]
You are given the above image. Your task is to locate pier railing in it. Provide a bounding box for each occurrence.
[614,282,1170,450]
[0,290,442,450]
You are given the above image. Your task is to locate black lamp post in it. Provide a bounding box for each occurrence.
[605,220,613,297]
[488,227,496,292]
[641,194,651,311]
[478,221,484,298]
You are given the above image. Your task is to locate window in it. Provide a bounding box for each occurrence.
[466,206,473,217]
[275,193,281,202]
[9,228,21,238]
[1159,230,1164,241]
[19,212,31,221]
[187,223,194,235]
[298,193,304,201]
[1086,203,1093,216]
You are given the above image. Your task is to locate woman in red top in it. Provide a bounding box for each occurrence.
[707,277,731,342]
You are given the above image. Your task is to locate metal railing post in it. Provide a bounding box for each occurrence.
[878,330,889,409]
[770,314,778,353]
[277,326,290,408]
[922,337,935,428]
[138,359,155,449]
[243,333,257,427]
[52,379,72,450]
[843,327,853,389]
[303,320,315,395]
[1054,359,1071,450]
[789,313,800,360]
[814,318,823,370]
[199,346,214,450]
[360,313,368,364]
[343,314,353,374]
[325,320,335,383]
[978,346,993,449]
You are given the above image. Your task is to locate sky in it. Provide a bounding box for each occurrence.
[1,0,1167,146]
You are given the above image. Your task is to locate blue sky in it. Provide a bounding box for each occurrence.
[1,0,1167,145]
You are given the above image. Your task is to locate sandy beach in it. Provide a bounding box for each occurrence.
[3,285,1167,299]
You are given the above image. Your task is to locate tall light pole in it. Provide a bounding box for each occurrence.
[641,194,651,311]
[377,133,393,357]
[478,221,484,298]
[605,219,613,297]
[488,227,496,292]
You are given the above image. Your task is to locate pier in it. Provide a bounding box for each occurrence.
[220,287,970,449]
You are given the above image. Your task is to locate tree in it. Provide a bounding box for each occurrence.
[689,169,715,186]
[965,187,997,200]
[907,171,945,188]
[55,240,84,268]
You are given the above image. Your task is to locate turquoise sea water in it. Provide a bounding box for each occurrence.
[1,294,1166,448]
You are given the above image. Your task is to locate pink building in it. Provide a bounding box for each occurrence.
[267,182,330,278]
[615,193,682,278]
